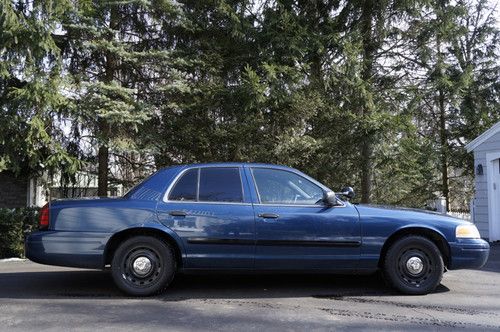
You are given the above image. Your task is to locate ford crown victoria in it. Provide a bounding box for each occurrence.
[25,163,490,296]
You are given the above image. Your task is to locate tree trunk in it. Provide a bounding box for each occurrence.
[359,0,376,203]
[436,18,450,212]
[360,139,373,203]
[97,135,109,197]
[97,5,119,197]
[438,88,449,211]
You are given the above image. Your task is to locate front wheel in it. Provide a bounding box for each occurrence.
[383,235,444,295]
[111,236,176,296]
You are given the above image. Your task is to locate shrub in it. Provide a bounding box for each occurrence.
[0,208,39,259]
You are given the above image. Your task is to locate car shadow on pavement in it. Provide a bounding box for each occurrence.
[161,272,451,301]
[0,269,450,300]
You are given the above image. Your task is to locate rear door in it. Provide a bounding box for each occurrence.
[246,167,361,270]
[156,166,255,269]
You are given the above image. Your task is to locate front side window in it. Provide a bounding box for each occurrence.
[169,168,198,201]
[252,168,324,205]
[168,167,243,203]
[199,168,243,202]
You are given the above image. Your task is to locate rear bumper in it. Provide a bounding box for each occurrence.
[25,231,109,269]
[448,239,490,270]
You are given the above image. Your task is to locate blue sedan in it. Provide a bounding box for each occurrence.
[25,163,490,296]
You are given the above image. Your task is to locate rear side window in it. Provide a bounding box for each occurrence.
[199,168,243,202]
[169,168,198,201]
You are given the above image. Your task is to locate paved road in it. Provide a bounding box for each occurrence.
[1,245,499,331]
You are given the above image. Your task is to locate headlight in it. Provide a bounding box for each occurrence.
[456,224,481,239]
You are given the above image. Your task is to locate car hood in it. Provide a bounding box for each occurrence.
[358,204,447,216]
[354,203,471,227]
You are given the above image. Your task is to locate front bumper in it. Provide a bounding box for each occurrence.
[448,239,490,270]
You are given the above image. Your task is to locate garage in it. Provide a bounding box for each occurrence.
[466,121,500,241]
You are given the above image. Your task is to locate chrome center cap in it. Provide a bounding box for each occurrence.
[132,256,152,276]
[406,256,424,275]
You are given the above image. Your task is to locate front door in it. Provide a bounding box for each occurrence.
[157,166,255,268]
[248,167,361,270]
[489,158,500,241]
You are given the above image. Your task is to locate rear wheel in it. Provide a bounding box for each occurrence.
[383,235,444,295]
[111,236,176,296]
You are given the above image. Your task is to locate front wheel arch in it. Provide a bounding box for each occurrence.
[378,227,450,269]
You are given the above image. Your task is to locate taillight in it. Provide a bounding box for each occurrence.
[39,203,49,230]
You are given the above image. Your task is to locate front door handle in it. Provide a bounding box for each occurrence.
[169,210,187,217]
[258,213,279,219]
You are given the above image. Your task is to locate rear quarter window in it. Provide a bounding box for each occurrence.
[169,168,198,201]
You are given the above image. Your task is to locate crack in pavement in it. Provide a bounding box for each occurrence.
[189,297,500,329]
[318,307,500,329]
[312,295,497,317]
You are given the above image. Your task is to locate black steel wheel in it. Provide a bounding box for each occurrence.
[111,236,176,296]
[384,235,444,295]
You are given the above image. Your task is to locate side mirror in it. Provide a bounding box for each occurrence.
[323,191,338,207]
[338,186,355,200]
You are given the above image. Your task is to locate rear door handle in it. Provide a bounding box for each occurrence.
[169,210,187,217]
[258,213,279,219]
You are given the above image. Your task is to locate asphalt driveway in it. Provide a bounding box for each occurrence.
[0,244,499,331]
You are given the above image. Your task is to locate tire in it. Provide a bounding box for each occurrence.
[111,236,176,296]
[383,235,444,295]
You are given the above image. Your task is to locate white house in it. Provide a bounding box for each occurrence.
[0,171,124,208]
[466,121,500,241]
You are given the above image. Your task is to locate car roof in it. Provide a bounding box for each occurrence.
[160,162,295,170]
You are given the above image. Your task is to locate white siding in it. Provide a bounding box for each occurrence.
[472,130,500,240]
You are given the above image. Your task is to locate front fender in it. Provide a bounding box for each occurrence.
[359,222,453,270]
[394,224,449,242]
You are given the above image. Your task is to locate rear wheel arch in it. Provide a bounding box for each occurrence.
[378,227,451,269]
[104,227,183,269]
